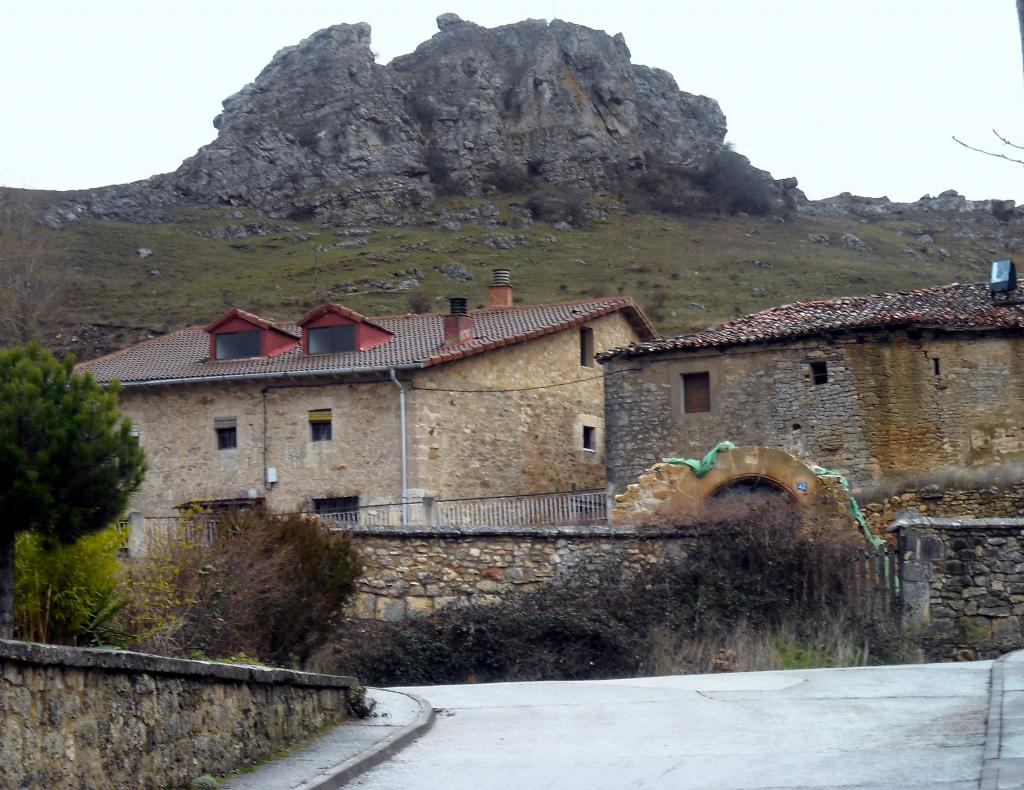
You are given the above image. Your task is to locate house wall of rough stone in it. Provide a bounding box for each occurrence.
[120,312,640,516]
[0,640,355,790]
[893,517,1024,660]
[604,328,1024,492]
[410,311,638,499]
[119,377,402,514]
[346,525,693,621]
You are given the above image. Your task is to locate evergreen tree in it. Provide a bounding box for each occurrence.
[0,345,144,638]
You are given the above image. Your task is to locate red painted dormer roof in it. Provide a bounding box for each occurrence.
[297,303,391,334]
[204,308,300,338]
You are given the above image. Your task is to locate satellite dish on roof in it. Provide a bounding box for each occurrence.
[990,259,1017,294]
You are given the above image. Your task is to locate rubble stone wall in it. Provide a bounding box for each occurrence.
[863,482,1024,536]
[348,525,694,620]
[0,640,356,790]
[893,517,1024,661]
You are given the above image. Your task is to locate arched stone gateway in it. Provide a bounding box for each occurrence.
[611,446,853,530]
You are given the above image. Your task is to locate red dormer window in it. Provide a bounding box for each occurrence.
[215,330,261,360]
[205,309,300,361]
[308,324,356,354]
[298,304,394,355]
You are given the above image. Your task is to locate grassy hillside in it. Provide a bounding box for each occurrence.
[37,193,1009,358]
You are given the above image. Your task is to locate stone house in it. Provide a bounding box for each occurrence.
[79,272,656,520]
[600,281,1024,493]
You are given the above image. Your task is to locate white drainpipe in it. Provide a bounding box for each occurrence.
[389,368,409,526]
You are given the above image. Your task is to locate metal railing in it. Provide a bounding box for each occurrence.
[314,489,608,528]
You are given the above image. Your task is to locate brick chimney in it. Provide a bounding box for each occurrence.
[443,297,474,346]
[488,268,514,308]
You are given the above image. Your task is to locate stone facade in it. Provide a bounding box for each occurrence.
[893,516,1024,660]
[0,639,356,790]
[603,327,1024,492]
[346,525,693,621]
[121,312,638,516]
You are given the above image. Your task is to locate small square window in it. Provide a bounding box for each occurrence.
[582,425,596,451]
[216,426,237,450]
[682,372,711,413]
[580,327,595,367]
[309,409,332,442]
[810,361,829,385]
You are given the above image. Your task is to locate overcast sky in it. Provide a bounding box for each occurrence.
[2,0,1022,202]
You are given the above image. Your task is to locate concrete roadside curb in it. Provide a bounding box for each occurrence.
[295,690,436,790]
[979,649,1024,790]
[980,654,1006,790]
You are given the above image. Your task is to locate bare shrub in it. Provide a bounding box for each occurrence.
[405,288,432,314]
[484,160,531,194]
[321,503,907,684]
[697,149,776,216]
[424,147,462,196]
[121,510,361,666]
[618,154,708,217]
[525,185,589,226]
[0,192,64,346]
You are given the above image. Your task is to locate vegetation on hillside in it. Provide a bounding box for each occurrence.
[1,185,1007,360]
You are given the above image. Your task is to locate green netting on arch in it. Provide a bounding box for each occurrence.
[663,440,737,477]
[808,464,884,549]
[662,442,883,548]
[661,442,895,590]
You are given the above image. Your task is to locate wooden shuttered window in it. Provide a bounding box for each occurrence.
[682,372,711,414]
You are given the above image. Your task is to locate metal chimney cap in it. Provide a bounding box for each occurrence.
[491,268,512,286]
[449,297,469,315]
[991,258,1017,295]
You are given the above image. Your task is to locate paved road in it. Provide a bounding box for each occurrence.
[350,662,992,790]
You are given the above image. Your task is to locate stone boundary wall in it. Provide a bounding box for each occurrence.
[347,524,696,620]
[864,482,1024,536]
[0,639,357,789]
[891,516,1024,661]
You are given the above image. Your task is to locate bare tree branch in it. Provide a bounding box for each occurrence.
[0,193,64,347]
[952,133,1024,167]
[993,129,1024,152]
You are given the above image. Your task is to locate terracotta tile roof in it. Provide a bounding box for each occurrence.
[600,282,1024,360]
[80,298,656,385]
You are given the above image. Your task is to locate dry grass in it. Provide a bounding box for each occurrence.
[854,460,1024,503]
[5,189,995,356]
[643,614,910,676]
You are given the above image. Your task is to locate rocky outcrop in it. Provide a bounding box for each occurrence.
[797,189,1019,221]
[47,14,755,224]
